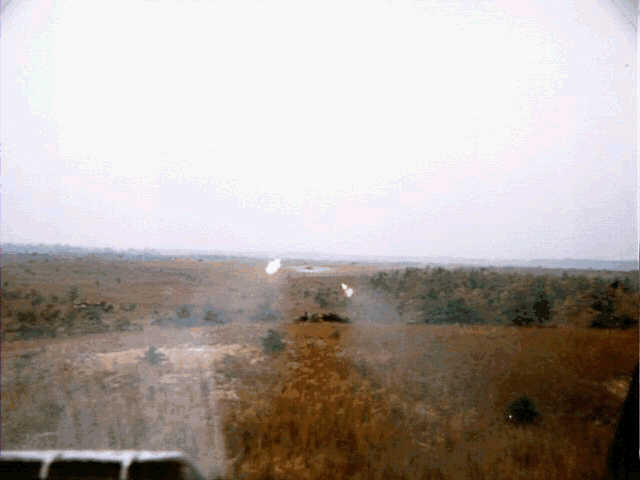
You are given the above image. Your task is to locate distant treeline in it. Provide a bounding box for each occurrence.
[369,267,639,328]
[3,243,637,271]
[1,243,251,263]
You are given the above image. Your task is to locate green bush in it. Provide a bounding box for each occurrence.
[422,297,480,324]
[140,346,168,365]
[114,317,142,332]
[13,310,56,340]
[86,308,102,321]
[262,329,285,354]
[368,266,638,326]
[589,281,637,329]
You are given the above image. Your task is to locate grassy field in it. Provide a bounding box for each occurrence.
[1,254,637,479]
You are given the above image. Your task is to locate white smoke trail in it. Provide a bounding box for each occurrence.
[265,258,281,275]
[341,282,354,298]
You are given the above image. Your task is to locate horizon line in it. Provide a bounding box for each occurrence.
[2,241,637,265]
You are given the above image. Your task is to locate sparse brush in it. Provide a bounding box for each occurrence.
[30,293,45,306]
[262,329,285,354]
[204,309,224,324]
[68,286,79,302]
[140,345,168,365]
[114,317,142,332]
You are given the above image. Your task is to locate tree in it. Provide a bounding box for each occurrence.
[504,290,536,326]
[532,289,551,324]
[422,296,480,324]
[590,281,636,328]
[509,303,535,326]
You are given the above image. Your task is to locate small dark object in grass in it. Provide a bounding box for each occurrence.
[295,312,350,323]
[262,329,285,354]
[506,396,540,425]
[322,312,350,323]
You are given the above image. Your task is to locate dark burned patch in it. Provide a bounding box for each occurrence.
[295,312,350,323]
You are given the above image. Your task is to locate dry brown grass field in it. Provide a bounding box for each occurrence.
[1,254,637,479]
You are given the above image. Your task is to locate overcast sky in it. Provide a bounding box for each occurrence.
[1,0,637,260]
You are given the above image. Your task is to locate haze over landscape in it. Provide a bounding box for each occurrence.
[2,0,637,261]
[1,4,639,479]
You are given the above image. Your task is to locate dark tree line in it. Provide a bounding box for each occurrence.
[368,267,638,327]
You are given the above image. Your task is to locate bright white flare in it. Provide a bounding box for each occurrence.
[341,283,354,298]
[265,258,281,275]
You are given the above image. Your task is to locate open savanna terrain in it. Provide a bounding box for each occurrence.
[1,253,637,479]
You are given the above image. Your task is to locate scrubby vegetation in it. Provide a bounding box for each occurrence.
[313,286,349,309]
[140,345,168,366]
[1,281,144,340]
[368,267,638,327]
[2,292,116,340]
[120,302,137,312]
[204,309,223,324]
[261,329,285,354]
[1,254,637,479]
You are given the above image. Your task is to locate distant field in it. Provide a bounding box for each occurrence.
[1,254,637,479]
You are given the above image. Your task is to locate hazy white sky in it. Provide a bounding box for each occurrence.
[1,0,637,259]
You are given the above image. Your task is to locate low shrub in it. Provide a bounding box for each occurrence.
[204,309,224,324]
[262,329,285,354]
[114,317,143,332]
[140,346,168,365]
